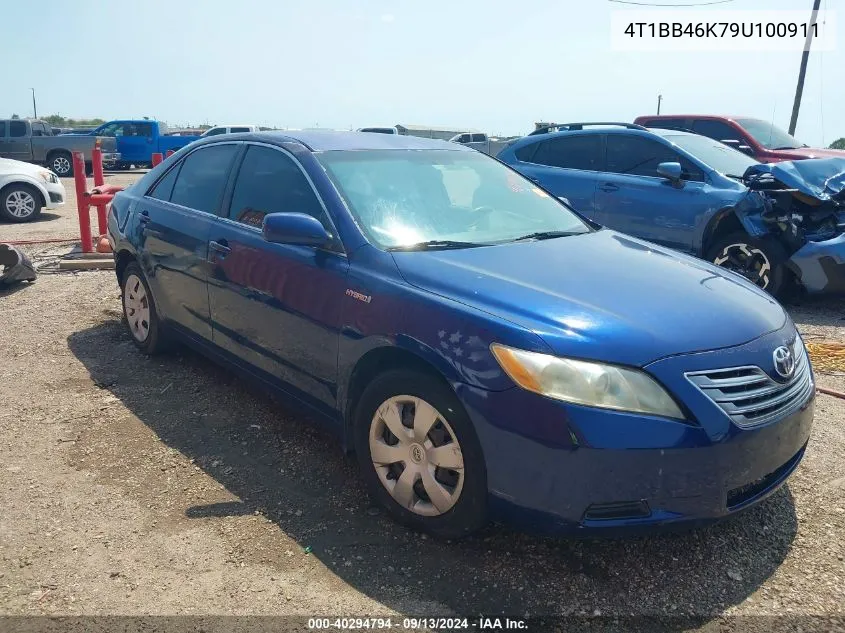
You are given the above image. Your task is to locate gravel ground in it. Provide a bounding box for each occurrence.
[0,182,844,631]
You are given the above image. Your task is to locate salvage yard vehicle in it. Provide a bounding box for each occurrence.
[108,131,814,538]
[498,123,845,296]
[81,120,199,168]
[634,114,845,164]
[0,157,66,222]
[0,119,120,177]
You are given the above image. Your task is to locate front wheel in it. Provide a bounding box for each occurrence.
[706,232,787,296]
[0,184,42,223]
[353,369,488,539]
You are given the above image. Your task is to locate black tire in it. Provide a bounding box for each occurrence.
[0,184,43,223]
[120,262,167,354]
[353,369,488,539]
[47,151,73,177]
[706,231,788,297]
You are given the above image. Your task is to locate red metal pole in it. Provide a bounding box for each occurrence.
[151,152,163,167]
[72,152,93,253]
[91,148,107,235]
[165,149,174,158]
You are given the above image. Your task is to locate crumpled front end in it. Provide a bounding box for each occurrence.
[735,158,845,293]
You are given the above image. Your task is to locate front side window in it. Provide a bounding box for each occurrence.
[317,149,590,249]
[169,144,238,213]
[691,120,742,143]
[530,135,603,171]
[229,127,250,133]
[9,120,26,137]
[0,122,6,137]
[228,145,325,229]
[606,135,703,181]
[203,128,226,136]
[471,134,487,142]
[663,133,759,179]
[98,122,125,137]
[735,118,805,150]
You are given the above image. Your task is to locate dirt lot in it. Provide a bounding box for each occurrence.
[1,175,844,631]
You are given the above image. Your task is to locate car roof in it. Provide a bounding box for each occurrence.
[198,130,469,152]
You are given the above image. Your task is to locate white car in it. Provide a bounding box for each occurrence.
[0,158,66,223]
[201,124,261,137]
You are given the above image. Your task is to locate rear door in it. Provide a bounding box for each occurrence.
[509,134,603,217]
[207,143,349,413]
[5,120,32,161]
[594,134,707,251]
[135,142,240,341]
[120,121,155,163]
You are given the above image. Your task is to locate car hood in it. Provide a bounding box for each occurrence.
[0,157,48,178]
[744,157,845,202]
[768,147,845,161]
[391,230,786,367]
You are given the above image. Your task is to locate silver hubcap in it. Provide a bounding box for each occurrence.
[123,274,151,342]
[4,190,36,218]
[713,243,771,289]
[369,396,464,517]
[53,156,71,174]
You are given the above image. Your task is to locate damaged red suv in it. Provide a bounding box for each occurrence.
[634,115,845,164]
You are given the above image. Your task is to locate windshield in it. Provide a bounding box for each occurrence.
[317,149,590,249]
[735,118,805,150]
[663,133,759,177]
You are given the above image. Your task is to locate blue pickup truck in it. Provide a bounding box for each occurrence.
[75,120,199,168]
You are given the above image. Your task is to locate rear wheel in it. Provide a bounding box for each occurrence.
[121,262,166,354]
[0,184,42,223]
[706,232,787,296]
[353,369,488,539]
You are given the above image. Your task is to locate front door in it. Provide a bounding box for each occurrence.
[120,121,156,164]
[134,142,240,340]
[207,144,349,414]
[594,134,708,252]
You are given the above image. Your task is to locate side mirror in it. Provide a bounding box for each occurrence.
[262,212,331,247]
[657,161,683,182]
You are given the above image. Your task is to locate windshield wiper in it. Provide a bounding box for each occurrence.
[512,230,586,242]
[772,145,800,150]
[387,240,486,252]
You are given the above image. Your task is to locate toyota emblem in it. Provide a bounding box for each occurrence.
[773,345,795,379]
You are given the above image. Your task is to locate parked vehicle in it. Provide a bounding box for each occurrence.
[108,131,813,538]
[201,125,261,137]
[0,119,119,177]
[83,120,199,168]
[449,132,519,156]
[498,122,845,296]
[0,157,66,222]
[357,126,400,135]
[634,115,845,163]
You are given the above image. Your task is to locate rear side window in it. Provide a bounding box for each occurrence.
[530,135,603,171]
[169,144,238,213]
[229,127,250,133]
[0,121,5,137]
[126,122,153,137]
[470,133,486,142]
[227,145,325,228]
[606,135,703,181]
[9,120,27,137]
[692,119,743,143]
[148,164,181,201]
[642,118,687,131]
[514,142,539,162]
[204,128,226,136]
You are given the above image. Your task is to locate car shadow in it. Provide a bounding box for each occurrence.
[68,319,799,626]
[0,280,36,298]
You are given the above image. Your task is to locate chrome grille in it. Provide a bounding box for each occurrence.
[685,338,813,428]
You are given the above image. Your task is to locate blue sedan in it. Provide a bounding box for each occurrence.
[107,131,814,538]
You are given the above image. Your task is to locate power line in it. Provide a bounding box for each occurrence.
[608,0,735,6]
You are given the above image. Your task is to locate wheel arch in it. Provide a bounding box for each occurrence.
[341,344,460,452]
[700,207,745,256]
[0,179,46,208]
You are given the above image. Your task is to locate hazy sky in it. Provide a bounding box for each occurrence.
[3,0,842,146]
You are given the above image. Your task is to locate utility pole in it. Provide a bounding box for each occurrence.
[788,0,821,135]
[657,94,662,115]
[31,88,37,119]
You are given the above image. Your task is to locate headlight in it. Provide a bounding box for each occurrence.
[38,170,54,183]
[490,344,685,419]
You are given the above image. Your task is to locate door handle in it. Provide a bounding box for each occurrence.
[209,239,231,258]
[138,210,151,223]
[599,183,619,192]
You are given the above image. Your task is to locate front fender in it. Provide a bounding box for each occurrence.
[0,174,50,205]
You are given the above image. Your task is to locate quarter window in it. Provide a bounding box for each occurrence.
[228,145,326,229]
[169,144,238,213]
[148,164,181,201]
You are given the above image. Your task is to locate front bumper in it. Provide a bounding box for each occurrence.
[457,324,814,534]
[44,182,66,209]
[787,232,845,294]
[102,152,121,162]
